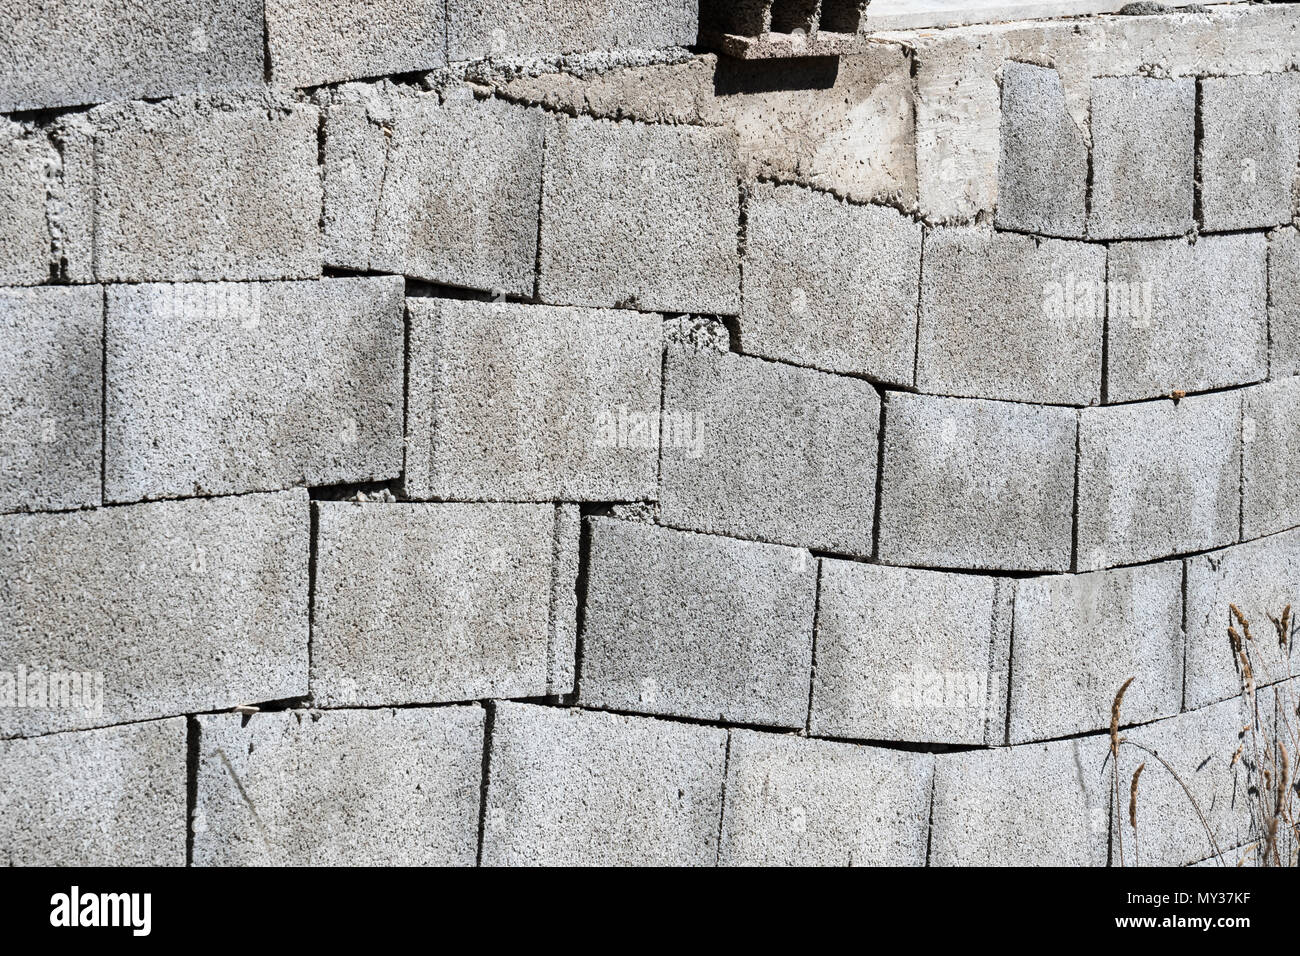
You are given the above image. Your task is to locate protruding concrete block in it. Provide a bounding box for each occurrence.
[1076,392,1241,571]
[659,349,880,556]
[0,718,186,866]
[0,490,309,737]
[448,0,698,60]
[719,731,933,867]
[1270,227,1300,378]
[877,393,1077,573]
[194,708,484,866]
[105,278,404,503]
[740,181,920,385]
[404,298,661,502]
[0,286,102,513]
[918,228,1104,405]
[1008,562,1184,744]
[0,126,50,285]
[1106,235,1267,403]
[481,702,727,866]
[579,518,817,728]
[311,502,573,707]
[810,560,1009,745]
[1243,378,1300,539]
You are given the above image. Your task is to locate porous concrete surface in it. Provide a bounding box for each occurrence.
[448,0,698,60]
[0,126,50,285]
[193,708,485,866]
[658,349,880,556]
[1270,227,1300,378]
[105,277,405,503]
[718,731,933,867]
[0,490,308,737]
[0,718,187,866]
[877,393,1077,573]
[481,702,727,866]
[1243,378,1300,540]
[0,286,103,513]
[579,518,817,728]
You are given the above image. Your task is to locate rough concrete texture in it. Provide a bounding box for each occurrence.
[0,125,50,286]
[918,228,1105,405]
[809,560,1009,745]
[995,62,1087,237]
[0,1,263,112]
[0,718,186,866]
[550,504,582,696]
[1199,73,1300,233]
[0,286,103,513]
[579,518,817,728]
[1106,235,1268,403]
[866,0,1235,31]
[93,96,322,283]
[1243,378,1300,540]
[719,731,933,867]
[266,1,446,88]
[1076,392,1241,571]
[193,708,484,866]
[1008,562,1183,744]
[658,349,881,556]
[931,736,1111,866]
[311,502,570,707]
[481,702,727,866]
[404,298,661,501]
[538,115,741,314]
[0,490,308,737]
[105,278,404,503]
[46,114,96,284]
[448,0,698,60]
[1272,227,1300,378]
[877,393,1077,573]
[740,181,920,384]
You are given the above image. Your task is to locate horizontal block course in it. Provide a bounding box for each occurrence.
[448,0,698,60]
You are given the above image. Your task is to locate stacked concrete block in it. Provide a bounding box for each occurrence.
[1106,235,1268,403]
[0,286,103,513]
[193,708,485,866]
[1270,227,1300,379]
[739,182,920,384]
[658,349,881,556]
[311,502,574,707]
[0,718,186,866]
[1087,76,1196,240]
[930,737,1111,866]
[877,393,1077,573]
[481,703,727,866]
[46,115,96,284]
[917,228,1104,405]
[0,490,308,737]
[1008,563,1183,744]
[1243,378,1300,539]
[448,0,699,60]
[810,560,1010,746]
[404,298,661,501]
[579,518,817,728]
[0,125,50,286]
[539,115,741,314]
[718,732,933,867]
[1076,392,1241,571]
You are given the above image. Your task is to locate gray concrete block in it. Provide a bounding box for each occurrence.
[0,0,263,112]
[0,126,50,286]
[810,560,1009,746]
[320,102,387,270]
[0,490,309,737]
[930,736,1111,866]
[1199,74,1300,233]
[877,393,1077,573]
[739,181,920,385]
[996,62,1087,237]
[1270,227,1300,379]
[579,518,818,728]
[404,298,661,501]
[93,96,321,283]
[311,502,571,707]
[1076,392,1241,571]
[918,228,1104,405]
[1087,76,1195,240]
[448,0,698,60]
[105,277,404,503]
[718,731,933,867]
[1243,377,1300,539]
[266,0,447,88]
[193,707,484,866]
[1008,562,1184,744]
[481,702,727,866]
[550,504,582,696]
[1106,235,1268,403]
[658,349,880,556]
[538,115,741,314]
[0,286,102,513]
[0,718,186,866]
[47,115,96,285]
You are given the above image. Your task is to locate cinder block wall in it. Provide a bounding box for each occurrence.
[2,0,1298,867]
